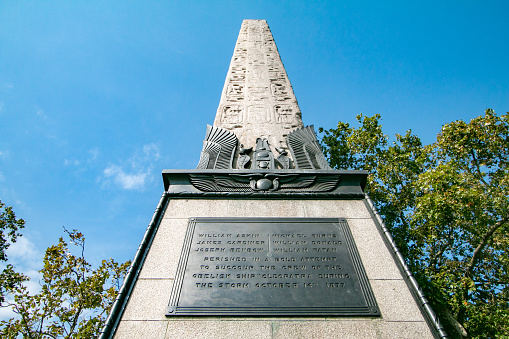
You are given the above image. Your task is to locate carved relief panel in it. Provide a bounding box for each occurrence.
[247,106,270,122]
[221,106,244,124]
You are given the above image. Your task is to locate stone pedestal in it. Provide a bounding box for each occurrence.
[113,197,435,338]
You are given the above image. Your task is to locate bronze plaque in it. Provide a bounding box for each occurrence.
[167,218,379,316]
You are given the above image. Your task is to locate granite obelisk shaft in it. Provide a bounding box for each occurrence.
[213,20,304,152]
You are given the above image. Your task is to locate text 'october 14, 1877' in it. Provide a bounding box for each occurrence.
[167,218,379,316]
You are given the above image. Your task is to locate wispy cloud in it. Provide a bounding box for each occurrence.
[35,106,47,119]
[7,237,40,264]
[87,148,99,162]
[64,159,80,166]
[103,165,149,190]
[2,83,13,91]
[101,143,160,191]
[6,238,41,288]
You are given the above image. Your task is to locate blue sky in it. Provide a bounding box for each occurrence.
[0,0,508,298]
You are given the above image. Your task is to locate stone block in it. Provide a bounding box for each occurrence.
[122,279,172,321]
[370,280,425,322]
[379,321,434,338]
[139,218,188,279]
[165,320,272,339]
[346,218,402,280]
[272,320,379,338]
[164,199,230,218]
[227,199,306,217]
[302,199,372,219]
[115,320,168,339]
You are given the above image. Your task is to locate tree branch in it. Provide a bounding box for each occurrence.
[436,303,468,338]
[465,216,509,279]
[470,149,489,187]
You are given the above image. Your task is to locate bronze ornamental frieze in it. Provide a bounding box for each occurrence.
[167,218,379,316]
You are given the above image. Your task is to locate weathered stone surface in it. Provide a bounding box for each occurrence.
[302,199,372,219]
[163,199,231,219]
[162,198,372,219]
[138,218,188,279]
[214,20,304,155]
[115,320,168,339]
[122,279,173,321]
[370,279,425,322]
[272,320,379,338]
[118,197,433,337]
[379,321,434,339]
[346,218,402,280]
[165,320,272,339]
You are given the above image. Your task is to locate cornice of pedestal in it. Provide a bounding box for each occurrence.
[162,169,368,199]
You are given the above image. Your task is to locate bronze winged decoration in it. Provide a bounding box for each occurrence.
[287,125,331,170]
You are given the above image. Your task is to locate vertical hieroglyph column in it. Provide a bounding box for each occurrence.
[213,20,304,152]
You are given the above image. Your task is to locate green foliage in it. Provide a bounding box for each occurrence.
[0,228,130,338]
[0,200,26,305]
[320,109,509,338]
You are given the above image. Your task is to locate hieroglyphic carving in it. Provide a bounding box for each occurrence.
[275,147,290,169]
[214,20,304,158]
[232,50,247,64]
[227,83,244,96]
[268,70,286,82]
[274,105,294,123]
[251,138,275,170]
[237,144,252,169]
[230,65,246,81]
[250,68,265,81]
[221,106,243,124]
[247,106,270,123]
[248,86,269,101]
[271,82,292,102]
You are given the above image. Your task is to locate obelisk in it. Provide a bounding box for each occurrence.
[214,20,303,153]
[101,20,447,339]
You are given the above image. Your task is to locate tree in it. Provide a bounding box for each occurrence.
[320,109,509,338]
[0,224,130,338]
[0,200,26,305]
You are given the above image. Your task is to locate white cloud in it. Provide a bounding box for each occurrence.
[7,237,43,270]
[101,143,160,191]
[0,303,16,320]
[7,237,37,258]
[103,165,148,190]
[143,143,160,159]
[0,237,44,321]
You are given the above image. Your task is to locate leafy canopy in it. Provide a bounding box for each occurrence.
[320,109,509,338]
[0,208,130,339]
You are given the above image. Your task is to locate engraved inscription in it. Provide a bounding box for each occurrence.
[221,106,243,124]
[227,83,244,97]
[168,218,380,316]
[247,105,270,122]
[275,105,298,125]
